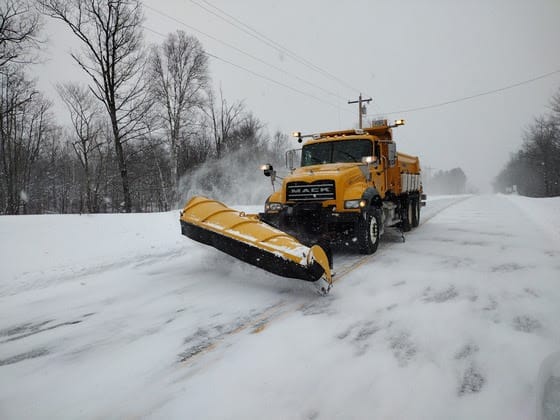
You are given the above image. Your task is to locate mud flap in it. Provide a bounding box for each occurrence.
[180,196,332,286]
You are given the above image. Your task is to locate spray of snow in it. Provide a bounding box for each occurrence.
[177,147,287,207]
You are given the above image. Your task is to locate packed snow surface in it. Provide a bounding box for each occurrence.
[1,194,559,420]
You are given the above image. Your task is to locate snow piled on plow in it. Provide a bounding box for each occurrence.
[1,195,560,420]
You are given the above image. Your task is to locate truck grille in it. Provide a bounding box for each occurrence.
[286,180,335,202]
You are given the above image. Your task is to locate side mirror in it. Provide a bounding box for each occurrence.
[360,156,378,181]
[260,163,277,191]
[285,149,300,171]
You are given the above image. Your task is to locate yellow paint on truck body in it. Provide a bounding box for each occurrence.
[272,123,421,212]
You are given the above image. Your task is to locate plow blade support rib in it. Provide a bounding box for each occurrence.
[180,196,331,285]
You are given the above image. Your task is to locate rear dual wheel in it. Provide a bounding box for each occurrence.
[402,197,421,231]
[401,200,413,232]
[411,198,420,228]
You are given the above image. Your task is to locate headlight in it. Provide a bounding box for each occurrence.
[265,202,283,212]
[344,199,366,209]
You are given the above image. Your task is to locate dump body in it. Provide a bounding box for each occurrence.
[397,152,421,194]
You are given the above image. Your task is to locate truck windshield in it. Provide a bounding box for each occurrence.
[301,139,373,166]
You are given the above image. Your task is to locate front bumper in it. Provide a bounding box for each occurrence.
[260,202,361,238]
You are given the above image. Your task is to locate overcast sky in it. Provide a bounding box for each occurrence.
[35,0,560,191]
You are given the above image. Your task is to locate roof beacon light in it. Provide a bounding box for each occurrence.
[292,131,303,143]
[388,119,405,128]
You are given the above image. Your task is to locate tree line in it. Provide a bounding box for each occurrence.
[493,89,560,197]
[423,167,468,195]
[0,0,289,215]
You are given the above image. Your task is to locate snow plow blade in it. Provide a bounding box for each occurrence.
[180,196,332,288]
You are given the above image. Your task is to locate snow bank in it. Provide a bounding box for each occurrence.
[504,195,560,242]
[0,211,185,294]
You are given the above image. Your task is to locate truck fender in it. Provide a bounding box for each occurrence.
[362,187,382,208]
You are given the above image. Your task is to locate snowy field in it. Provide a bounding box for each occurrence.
[1,194,559,420]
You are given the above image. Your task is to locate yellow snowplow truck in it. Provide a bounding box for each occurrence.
[260,119,424,254]
[180,119,424,292]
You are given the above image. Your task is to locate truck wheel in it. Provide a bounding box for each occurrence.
[411,198,420,228]
[401,200,413,232]
[357,208,380,254]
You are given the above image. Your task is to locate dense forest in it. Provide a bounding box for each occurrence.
[0,0,288,215]
[493,90,560,197]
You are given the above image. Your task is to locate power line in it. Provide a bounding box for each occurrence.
[370,69,560,117]
[143,3,351,105]
[142,25,350,113]
[188,0,366,96]
[206,53,339,108]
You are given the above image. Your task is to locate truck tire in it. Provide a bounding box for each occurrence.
[401,199,413,232]
[357,208,380,254]
[411,198,420,228]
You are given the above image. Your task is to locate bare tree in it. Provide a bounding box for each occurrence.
[0,68,53,214]
[227,112,267,153]
[39,0,150,212]
[551,88,560,126]
[523,117,559,197]
[205,88,244,158]
[57,82,105,212]
[0,0,43,69]
[265,130,290,168]
[494,115,560,197]
[177,117,213,176]
[148,31,209,204]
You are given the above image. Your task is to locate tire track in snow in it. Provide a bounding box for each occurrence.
[2,248,188,297]
[175,195,471,369]
[332,194,471,282]
[177,300,305,365]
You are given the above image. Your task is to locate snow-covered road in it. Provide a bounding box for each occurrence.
[1,195,559,420]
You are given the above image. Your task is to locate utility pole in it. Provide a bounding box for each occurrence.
[348,93,372,129]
